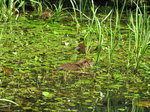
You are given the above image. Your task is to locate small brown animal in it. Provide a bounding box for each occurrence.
[76,43,86,53]
[57,59,94,71]
[76,59,94,68]
[57,63,80,71]
[40,12,51,21]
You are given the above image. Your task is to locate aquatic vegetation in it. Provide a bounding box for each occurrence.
[0,0,149,112]
[0,0,25,21]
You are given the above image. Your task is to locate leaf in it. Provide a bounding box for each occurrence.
[85,100,92,103]
[69,103,76,107]
[42,92,54,98]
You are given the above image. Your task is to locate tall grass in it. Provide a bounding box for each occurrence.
[30,0,43,14]
[70,0,92,19]
[0,0,44,22]
[78,0,91,20]
[0,99,19,106]
[70,0,80,32]
[70,0,112,61]
[70,0,94,32]
[69,0,149,73]
[128,2,150,72]
[52,0,65,22]
[53,0,63,14]
[106,0,127,71]
[0,0,25,22]
[131,98,145,112]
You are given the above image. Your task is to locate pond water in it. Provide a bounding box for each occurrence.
[0,13,149,112]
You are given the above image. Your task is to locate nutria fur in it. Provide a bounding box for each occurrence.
[40,12,51,21]
[76,59,94,68]
[57,59,94,71]
[41,12,51,18]
[58,63,80,71]
[76,43,86,53]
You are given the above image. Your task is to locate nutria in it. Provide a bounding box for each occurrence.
[57,59,94,71]
[57,63,80,71]
[76,59,94,68]
[76,43,86,53]
[40,12,51,21]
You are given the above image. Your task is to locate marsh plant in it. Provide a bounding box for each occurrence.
[70,0,149,72]
[29,0,43,14]
[0,99,19,106]
[0,0,149,111]
[128,3,150,71]
[0,0,44,22]
[0,0,25,21]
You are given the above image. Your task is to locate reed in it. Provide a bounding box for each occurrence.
[0,0,43,22]
[128,2,150,72]
[106,0,126,71]
[131,98,145,112]
[0,0,13,21]
[52,0,66,22]
[0,99,19,106]
[53,0,63,15]
[30,0,43,14]
[0,0,25,22]
[68,0,149,73]
[79,0,113,62]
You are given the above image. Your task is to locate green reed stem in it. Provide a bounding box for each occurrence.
[0,99,19,106]
[0,0,25,22]
[30,0,42,14]
[70,0,80,31]
[128,2,150,72]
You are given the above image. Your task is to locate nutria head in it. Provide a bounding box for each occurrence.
[76,59,94,68]
[76,43,86,53]
[41,12,51,19]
